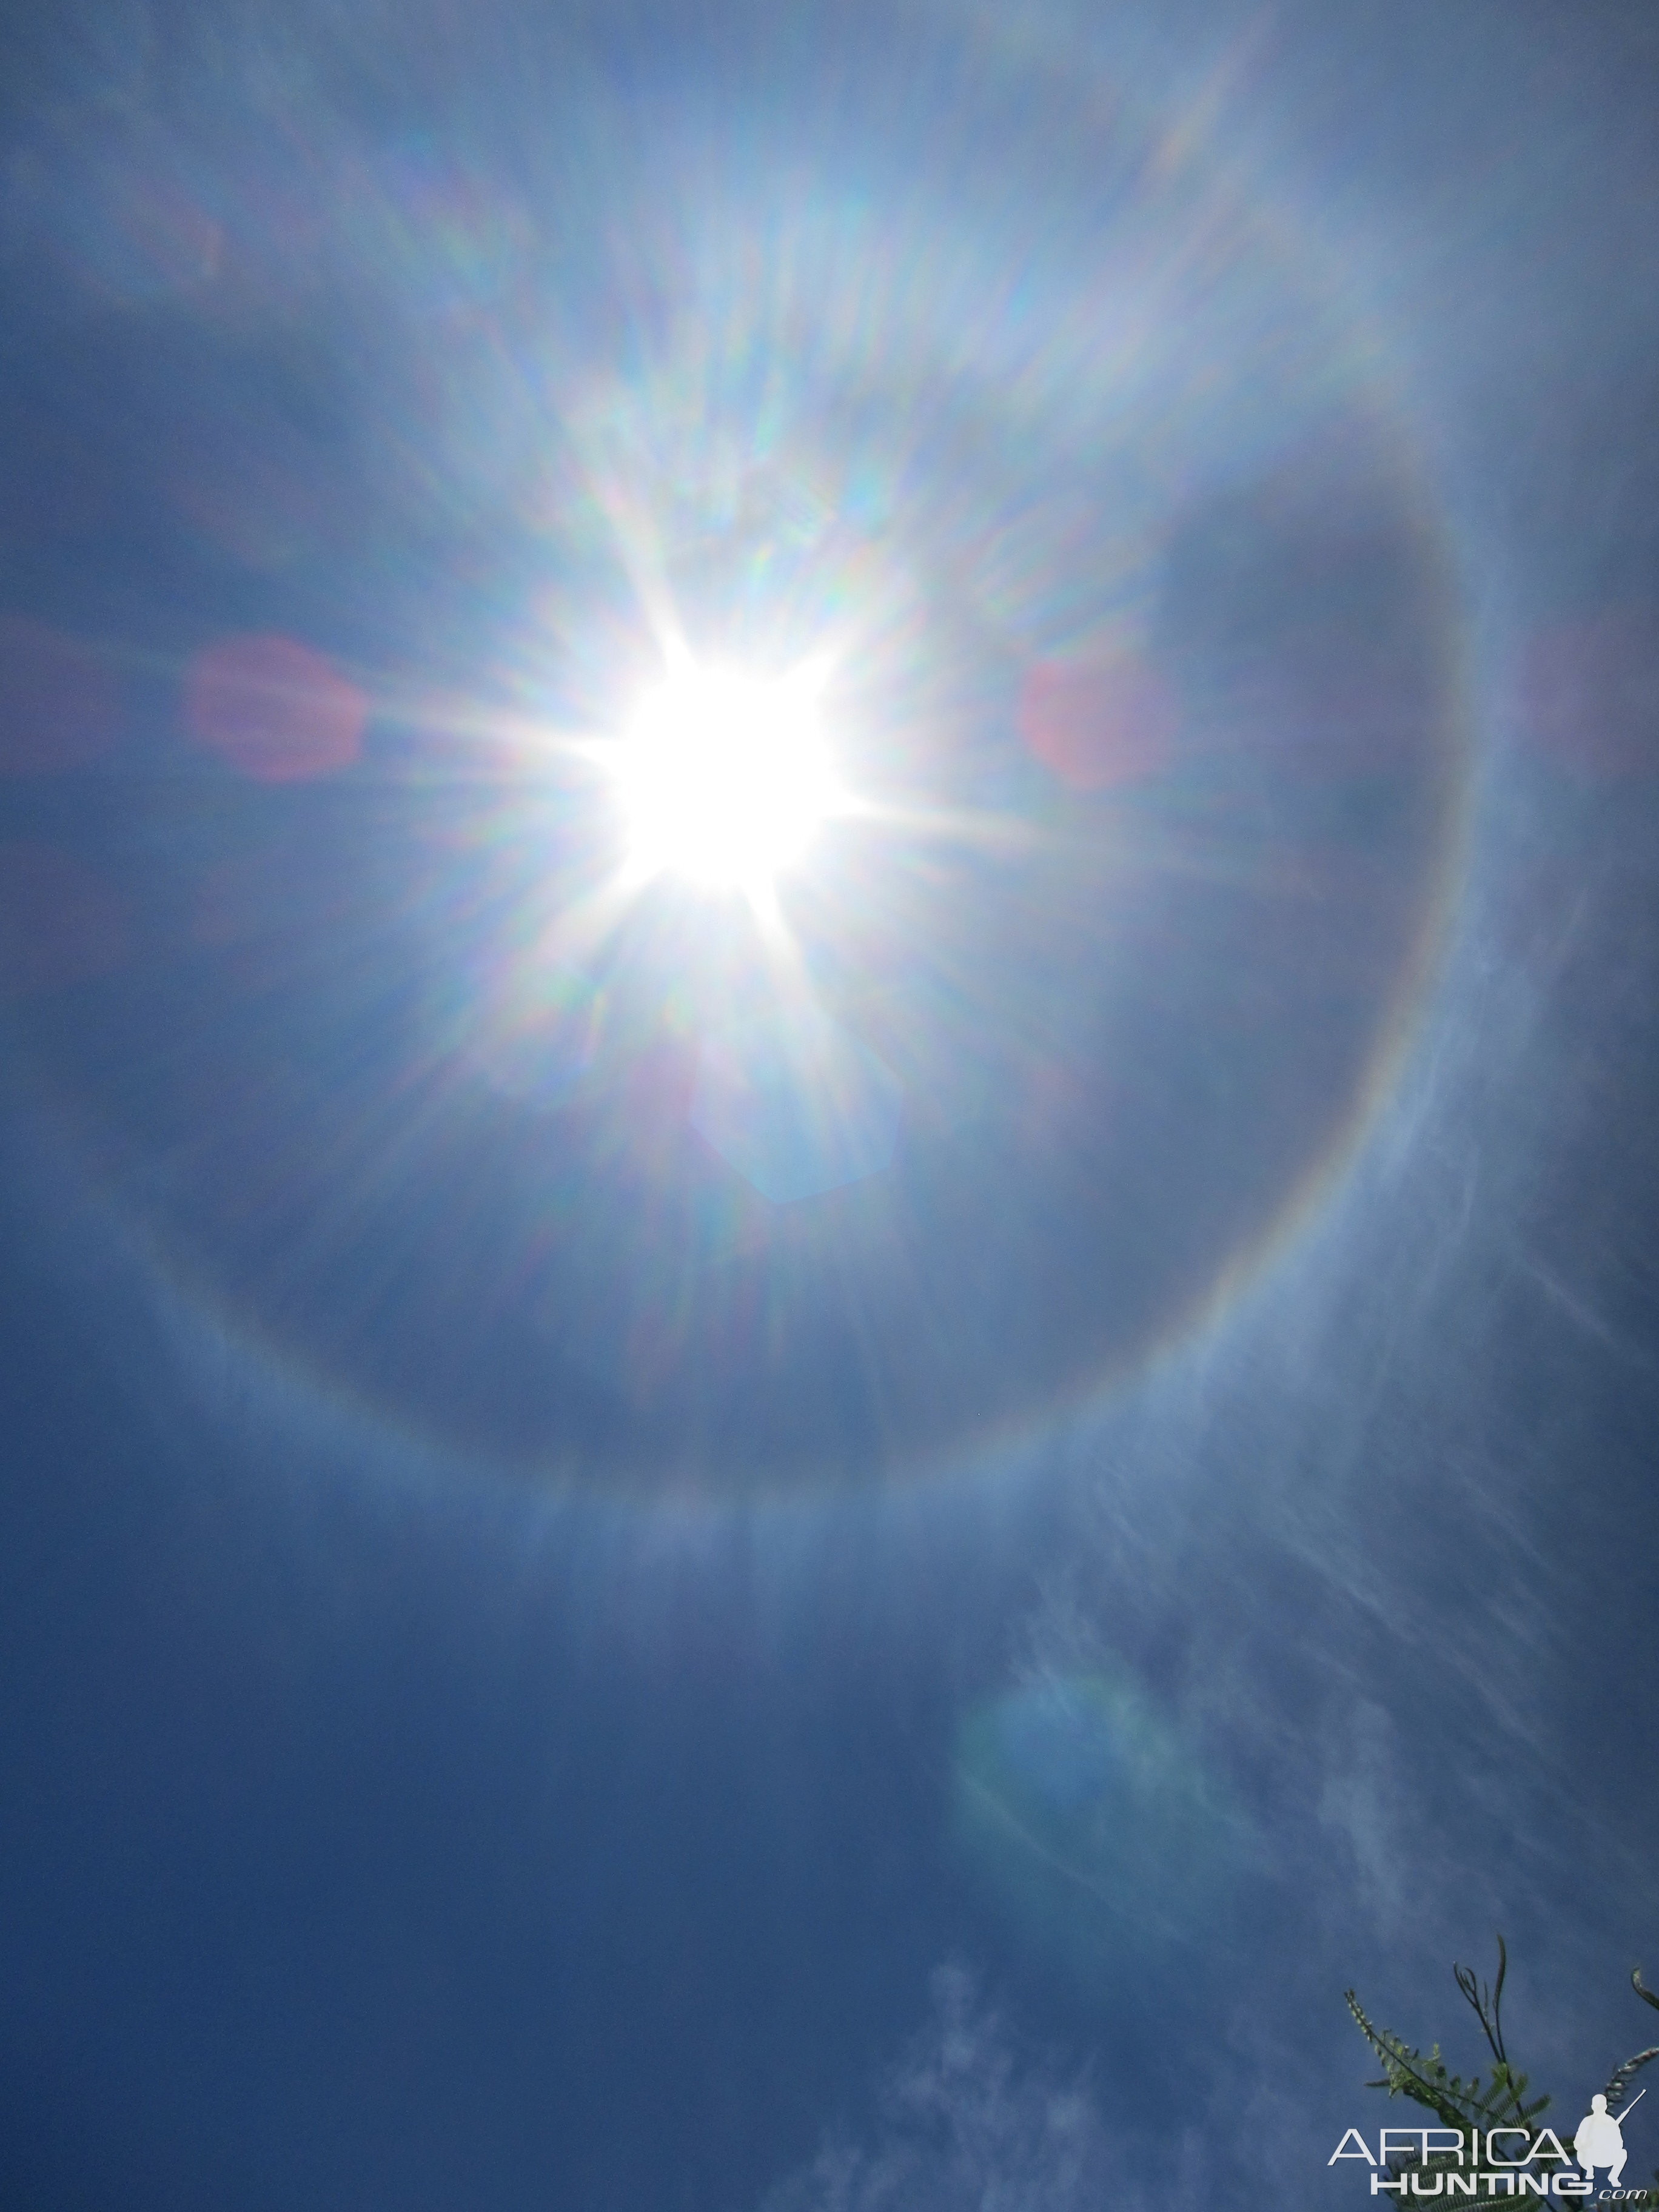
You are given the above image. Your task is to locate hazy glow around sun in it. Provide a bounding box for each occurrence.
[614,660,840,894]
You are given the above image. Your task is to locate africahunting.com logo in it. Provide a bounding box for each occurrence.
[1329,2100,1648,2199]
[1338,1948,1659,2206]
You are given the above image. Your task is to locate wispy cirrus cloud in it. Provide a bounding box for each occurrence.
[759,1963,1126,2212]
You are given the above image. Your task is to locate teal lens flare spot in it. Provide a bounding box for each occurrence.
[690,1007,903,1204]
[953,1672,1249,1986]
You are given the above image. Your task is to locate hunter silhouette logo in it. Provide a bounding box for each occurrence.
[1576,2092,1644,2190]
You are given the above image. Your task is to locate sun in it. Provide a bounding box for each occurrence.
[614,660,840,894]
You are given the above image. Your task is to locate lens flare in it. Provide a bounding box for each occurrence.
[0,5,1470,1492]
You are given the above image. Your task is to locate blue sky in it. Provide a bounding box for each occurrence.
[2,4,1658,2208]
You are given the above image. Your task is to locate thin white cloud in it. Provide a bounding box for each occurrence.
[759,1964,1120,2212]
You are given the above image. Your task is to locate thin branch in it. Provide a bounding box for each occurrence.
[1455,1936,1510,2068]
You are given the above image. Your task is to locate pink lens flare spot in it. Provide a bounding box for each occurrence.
[0,840,131,996]
[1018,654,1179,791]
[185,633,367,784]
[121,176,223,290]
[0,615,123,776]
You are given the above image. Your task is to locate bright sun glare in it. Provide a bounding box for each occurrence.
[615,661,840,894]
